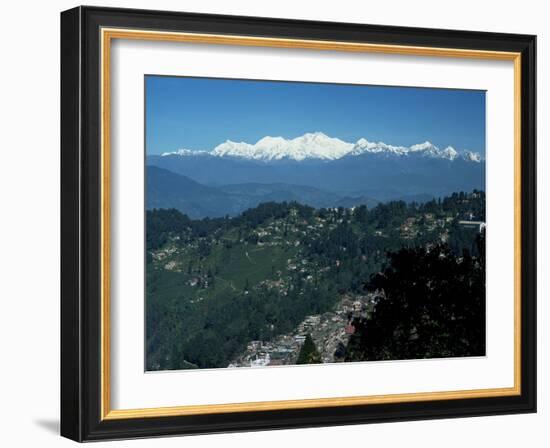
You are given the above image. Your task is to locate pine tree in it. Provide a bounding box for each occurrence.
[296,334,322,364]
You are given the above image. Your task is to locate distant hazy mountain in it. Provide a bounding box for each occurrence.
[147,166,379,218]
[147,166,236,218]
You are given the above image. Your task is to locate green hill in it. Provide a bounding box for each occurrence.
[146,192,485,370]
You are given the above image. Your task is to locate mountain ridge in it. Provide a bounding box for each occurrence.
[147,166,379,218]
[160,132,483,163]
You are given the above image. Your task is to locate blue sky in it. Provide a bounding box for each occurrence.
[145,75,486,156]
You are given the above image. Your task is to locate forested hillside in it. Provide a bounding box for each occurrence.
[146,191,485,370]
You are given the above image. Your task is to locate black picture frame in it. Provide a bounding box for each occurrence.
[61,5,536,442]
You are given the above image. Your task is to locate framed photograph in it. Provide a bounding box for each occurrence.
[60,6,536,442]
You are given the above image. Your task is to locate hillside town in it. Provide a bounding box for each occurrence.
[146,190,486,371]
[228,293,377,367]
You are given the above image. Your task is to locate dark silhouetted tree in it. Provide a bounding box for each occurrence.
[346,233,485,362]
[296,334,322,364]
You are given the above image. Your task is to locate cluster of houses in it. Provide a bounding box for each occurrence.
[399,211,485,241]
[247,210,337,249]
[227,293,377,368]
[399,213,457,240]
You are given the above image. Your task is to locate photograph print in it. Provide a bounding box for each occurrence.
[145,76,486,372]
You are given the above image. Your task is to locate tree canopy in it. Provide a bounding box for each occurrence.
[345,233,485,362]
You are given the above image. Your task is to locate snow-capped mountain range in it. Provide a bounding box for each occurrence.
[148,131,485,217]
[161,132,483,163]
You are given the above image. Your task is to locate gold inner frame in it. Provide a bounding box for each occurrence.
[100,27,522,420]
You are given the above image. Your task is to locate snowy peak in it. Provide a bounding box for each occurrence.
[351,138,408,156]
[212,140,256,159]
[409,141,443,158]
[462,150,482,162]
[351,140,474,161]
[410,141,437,152]
[441,146,459,160]
[161,148,209,157]
[161,133,483,163]
[211,132,353,161]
